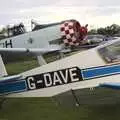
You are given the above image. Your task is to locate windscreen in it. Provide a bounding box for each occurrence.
[98,40,120,63]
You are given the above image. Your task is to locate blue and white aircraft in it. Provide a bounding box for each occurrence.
[0,38,120,97]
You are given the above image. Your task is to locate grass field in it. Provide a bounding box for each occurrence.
[5,59,39,75]
[1,97,120,120]
[1,57,120,120]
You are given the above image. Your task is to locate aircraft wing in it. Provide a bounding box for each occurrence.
[0,47,61,55]
[99,83,120,90]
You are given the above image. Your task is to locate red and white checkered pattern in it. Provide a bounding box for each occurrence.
[60,20,81,46]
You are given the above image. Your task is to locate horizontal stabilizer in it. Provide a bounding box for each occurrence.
[99,83,120,90]
[0,47,61,55]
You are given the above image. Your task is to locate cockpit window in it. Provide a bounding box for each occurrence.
[98,40,120,63]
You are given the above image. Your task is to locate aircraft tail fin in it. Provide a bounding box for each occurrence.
[0,55,7,77]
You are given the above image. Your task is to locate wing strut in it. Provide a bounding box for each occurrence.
[37,55,46,66]
[0,55,7,77]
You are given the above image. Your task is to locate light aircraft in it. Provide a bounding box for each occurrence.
[0,38,120,98]
[0,19,117,66]
[0,19,105,65]
[0,19,88,65]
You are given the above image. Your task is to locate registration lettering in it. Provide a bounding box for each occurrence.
[26,67,82,90]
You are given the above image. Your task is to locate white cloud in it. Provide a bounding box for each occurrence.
[1,0,120,30]
[14,6,120,30]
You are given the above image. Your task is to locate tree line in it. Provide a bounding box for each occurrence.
[88,24,120,36]
[0,23,120,38]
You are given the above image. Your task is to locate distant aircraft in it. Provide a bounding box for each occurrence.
[0,19,90,65]
[86,34,117,45]
[0,38,120,97]
[0,19,117,66]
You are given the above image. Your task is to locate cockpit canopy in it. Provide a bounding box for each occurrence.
[0,23,26,39]
[7,23,26,37]
[98,39,120,63]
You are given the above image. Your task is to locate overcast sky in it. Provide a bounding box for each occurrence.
[1,0,120,30]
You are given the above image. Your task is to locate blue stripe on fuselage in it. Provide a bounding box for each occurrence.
[0,80,27,95]
[1,64,120,95]
[82,64,120,80]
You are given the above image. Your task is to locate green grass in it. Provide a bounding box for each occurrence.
[0,98,87,120]
[5,53,60,75]
[5,59,39,75]
[0,98,120,120]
